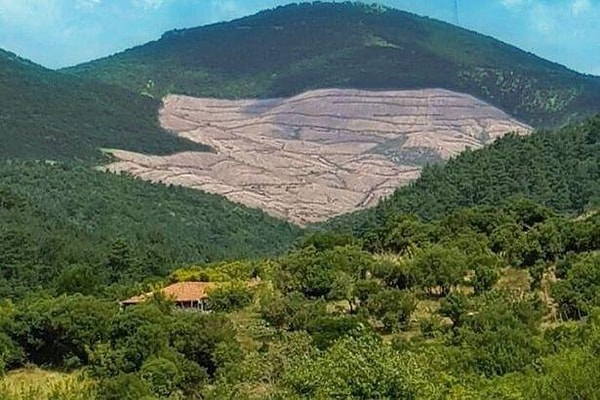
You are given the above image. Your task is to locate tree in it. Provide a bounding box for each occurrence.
[439,292,470,329]
[275,246,336,298]
[371,258,414,290]
[140,357,183,398]
[552,253,600,320]
[11,295,117,369]
[411,245,467,296]
[284,333,423,399]
[168,313,240,376]
[366,289,417,332]
[456,292,543,377]
[55,264,100,295]
[275,245,373,299]
[207,283,254,312]
[470,254,501,295]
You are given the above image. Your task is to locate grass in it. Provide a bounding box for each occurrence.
[0,368,96,400]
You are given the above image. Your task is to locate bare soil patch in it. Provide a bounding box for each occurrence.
[107,88,530,224]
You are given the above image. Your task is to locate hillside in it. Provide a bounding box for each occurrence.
[0,49,209,162]
[66,2,600,128]
[1,199,599,398]
[106,88,530,224]
[326,116,600,234]
[0,161,301,298]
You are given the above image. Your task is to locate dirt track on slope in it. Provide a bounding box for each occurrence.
[106,88,531,225]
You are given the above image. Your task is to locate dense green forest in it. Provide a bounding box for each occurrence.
[327,116,600,234]
[0,117,599,398]
[66,2,600,127]
[1,199,598,398]
[0,49,208,162]
[0,162,300,299]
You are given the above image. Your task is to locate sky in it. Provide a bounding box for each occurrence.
[0,0,598,75]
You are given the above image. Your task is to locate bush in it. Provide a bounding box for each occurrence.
[366,289,417,332]
[140,357,183,398]
[410,245,467,296]
[207,283,254,312]
[439,291,470,329]
[419,316,444,339]
[98,373,154,400]
[552,253,600,319]
[284,333,422,399]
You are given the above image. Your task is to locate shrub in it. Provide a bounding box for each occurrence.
[366,290,417,332]
[140,357,183,398]
[207,283,254,312]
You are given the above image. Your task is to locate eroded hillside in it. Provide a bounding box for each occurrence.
[107,89,530,224]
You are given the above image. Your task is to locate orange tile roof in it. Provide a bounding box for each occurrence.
[122,281,217,305]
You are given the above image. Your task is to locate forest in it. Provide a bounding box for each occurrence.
[1,199,598,398]
[0,162,300,300]
[327,116,600,234]
[0,49,208,162]
[0,116,599,399]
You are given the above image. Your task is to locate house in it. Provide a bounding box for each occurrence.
[120,281,217,311]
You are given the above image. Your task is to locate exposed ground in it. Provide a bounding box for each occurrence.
[107,88,531,225]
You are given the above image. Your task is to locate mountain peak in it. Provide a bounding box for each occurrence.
[66,1,599,128]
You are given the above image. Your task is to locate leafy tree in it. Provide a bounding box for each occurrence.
[97,373,154,400]
[306,315,365,350]
[371,258,414,290]
[297,231,357,251]
[411,245,467,296]
[207,283,254,312]
[456,292,543,377]
[439,292,470,329]
[276,245,373,299]
[168,313,240,376]
[552,253,600,319]
[470,254,501,295]
[366,289,417,332]
[140,357,183,398]
[284,333,422,399]
[10,295,117,369]
[276,246,336,298]
[55,264,101,295]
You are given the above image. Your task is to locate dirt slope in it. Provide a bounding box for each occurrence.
[107,88,531,224]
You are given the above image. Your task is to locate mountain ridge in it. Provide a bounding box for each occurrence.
[0,48,209,162]
[65,1,600,128]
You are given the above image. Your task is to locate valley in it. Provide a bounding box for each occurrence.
[0,1,599,399]
[107,88,530,224]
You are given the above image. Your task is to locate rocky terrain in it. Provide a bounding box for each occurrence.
[107,88,531,224]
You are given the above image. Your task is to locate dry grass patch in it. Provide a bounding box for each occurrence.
[0,368,96,400]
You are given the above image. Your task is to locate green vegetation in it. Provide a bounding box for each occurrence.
[1,112,599,399]
[66,2,600,127]
[0,161,300,299]
[327,116,600,233]
[0,369,96,400]
[1,13,599,394]
[1,125,598,397]
[1,199,598,398]
[0,49,208,162]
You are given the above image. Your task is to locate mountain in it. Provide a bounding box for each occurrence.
[0,49,209,162]
[325,116,600,233]
[0,161,301,298]
[66,2,600,128]
[106,88,530,225]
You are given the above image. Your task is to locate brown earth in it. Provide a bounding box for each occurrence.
[106,88,531,225]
